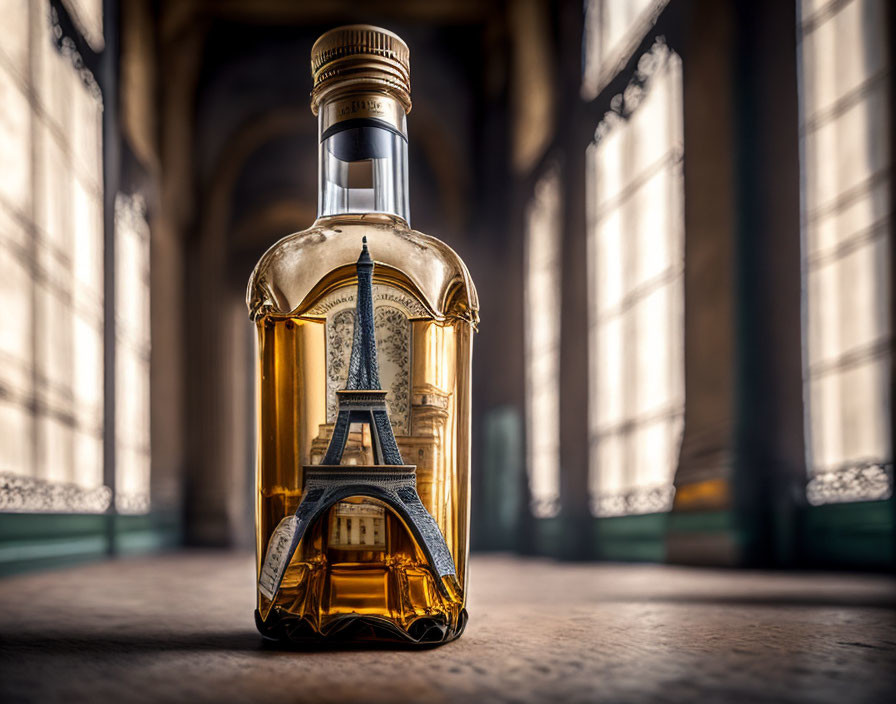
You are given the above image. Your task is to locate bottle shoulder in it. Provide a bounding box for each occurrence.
[247,215,479,324]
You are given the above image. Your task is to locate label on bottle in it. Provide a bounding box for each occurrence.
[258,515,298,600]
[309,283,423,436]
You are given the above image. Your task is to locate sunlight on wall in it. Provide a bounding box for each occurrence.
[586,41,684,517]
[800,0,893,505]
[524,168,562,518]
[0,1,109,512]
[582,0,670,99]
[114,194,151,514]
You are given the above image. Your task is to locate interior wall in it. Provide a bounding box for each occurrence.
[125,0,894,567]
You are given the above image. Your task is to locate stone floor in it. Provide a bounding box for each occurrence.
[0,552,894,703]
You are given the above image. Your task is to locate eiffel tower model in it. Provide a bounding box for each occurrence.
[320,237,403,466]
[259,238,457,606]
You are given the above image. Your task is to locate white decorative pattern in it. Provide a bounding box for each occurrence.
[0,472,111,513]
[806,462,892,506]
[592,484,675,518]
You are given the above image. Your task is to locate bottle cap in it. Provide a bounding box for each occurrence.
[310,25,411,116]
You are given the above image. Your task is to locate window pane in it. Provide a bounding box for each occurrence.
[800,0,892,505]
[582,0,670,99]
[524,168,562,518]
[60,0,103,51]
[0,1,110,513]
[0,63,32,210]
[115,193,152,515]
[587,41,684,517]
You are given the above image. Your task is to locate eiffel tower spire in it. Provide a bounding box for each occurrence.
[346,237,380,390]
[321,238,403,466]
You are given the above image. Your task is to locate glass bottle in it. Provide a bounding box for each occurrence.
[246,25,478,646]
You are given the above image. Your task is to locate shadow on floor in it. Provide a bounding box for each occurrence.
[0,629,464,656]
[598,593,896,609]
[0,631,265,656]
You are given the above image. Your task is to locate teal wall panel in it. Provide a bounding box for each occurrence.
[0,512,182,576]
[594,513,669,562]
[801,500,894,570]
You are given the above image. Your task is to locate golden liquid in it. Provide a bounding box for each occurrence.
[254,273,472,644]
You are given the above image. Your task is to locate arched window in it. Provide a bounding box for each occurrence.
[582,0,671,100]
[799,0,892,504]
[114,194,151,514]
[0,1,107,512]
[586,40,684,517]
[0,1,150,516]
[524,167,563,518]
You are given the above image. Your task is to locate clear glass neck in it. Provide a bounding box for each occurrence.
[317,111,410,225]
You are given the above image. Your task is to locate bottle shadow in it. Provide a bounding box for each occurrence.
[0,629,458,656]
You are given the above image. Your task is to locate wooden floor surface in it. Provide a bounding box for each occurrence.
[1,552,894,703]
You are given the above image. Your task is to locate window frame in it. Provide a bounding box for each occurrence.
[797,0,894,507]
[585,37,685,520]
[522,163,564,519]
[0,0,170,575]
[518,0,686,532]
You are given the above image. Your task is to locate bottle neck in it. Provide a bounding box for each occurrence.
[317,95,411,225]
